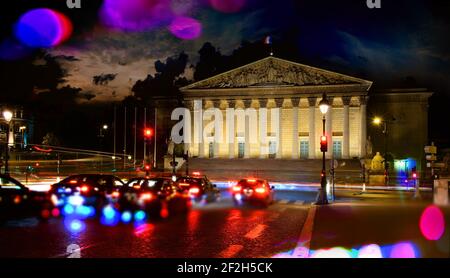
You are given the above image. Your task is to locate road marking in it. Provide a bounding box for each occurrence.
[245,224,267,239]
[278,199,289,204]
[278,207,287,213]
[268,212,280,221]
[292,206,317,258]
[218,244,244,258]
[294,200,305,206]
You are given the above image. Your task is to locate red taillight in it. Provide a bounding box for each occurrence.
[247,179,256,183]
[255,187,266,194]
[69,180,78,184]
[140,193,153,201]
[192,171,201,176]
[189,187,200,195]
[232,185,242,192]
[179,183,190,187]
[80,185,89,193]
[112,191,120,198]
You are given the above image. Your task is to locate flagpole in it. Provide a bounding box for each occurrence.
[134,107,137,167]
[123,106,127,170]
[154,107,157,169]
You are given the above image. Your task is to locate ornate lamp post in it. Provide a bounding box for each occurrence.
[316,94,330,205]
[3,110,13,175]
[373,117,389,186]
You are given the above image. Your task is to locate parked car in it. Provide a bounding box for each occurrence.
[0,174,54,223]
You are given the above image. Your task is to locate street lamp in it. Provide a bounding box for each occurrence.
[98,124,108,173]
[372,116,389,186]
[3,110,13,175]
[316,94,330,205]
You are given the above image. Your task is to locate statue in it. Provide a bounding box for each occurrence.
[371,152,385,172]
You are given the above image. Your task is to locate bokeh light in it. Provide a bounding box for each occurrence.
[121,211,132,223]
[134,210,147,222]
[209,0,246,13]
[168,16,202,40]
[310,247,353,258]
[357,244,383,258]
[0,38,33,61]
[100,0,173,32]
[389,242,418,258]
[64,219,86,233]
[420,205,445,241]
[101,205,120,226]
[14,8,73,48]
[171,0,196,15]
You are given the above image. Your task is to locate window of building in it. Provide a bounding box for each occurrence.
[333,141,342,159]
[209,142,214,158]
[238,142,245,158]
[300,141,309,159]
[269,141,277,159]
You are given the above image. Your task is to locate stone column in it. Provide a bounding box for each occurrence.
[291,98,300,159]
[184,100,194,156]
[212,99,222,158]
[275,98,284,159]
[258,98,268,159]
[193,99,204,158]
[360,96,368,158]
[308,97,317,159]
[226,100,236,159]
[325,97,334,159]
[243,99,252,158]
[342,96,352,159]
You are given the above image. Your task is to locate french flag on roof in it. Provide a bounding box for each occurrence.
[264,36,272,45]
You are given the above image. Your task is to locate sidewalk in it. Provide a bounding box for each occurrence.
[309,196,450,258]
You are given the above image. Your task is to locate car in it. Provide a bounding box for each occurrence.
[118,177,191,218]
[48,174,125,214]
[176,174,221,203]
[0,174,54,223]
[231,178,275,207]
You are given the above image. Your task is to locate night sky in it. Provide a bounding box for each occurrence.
[0,0,449,143]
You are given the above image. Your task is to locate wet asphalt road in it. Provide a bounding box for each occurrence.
[0,189,315,258]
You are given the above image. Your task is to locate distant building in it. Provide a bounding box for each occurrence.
[0,105,33,149]
[180,56,432,173]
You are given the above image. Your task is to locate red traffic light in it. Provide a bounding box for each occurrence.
[320,135,328,152]
[145,165,151,171]
[144,128,153,138]
[412,173,417,179]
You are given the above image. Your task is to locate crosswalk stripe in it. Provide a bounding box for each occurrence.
[294,200,305,206]
[218,245,244,258]
[278,199,289,204]
[245,224,267,239]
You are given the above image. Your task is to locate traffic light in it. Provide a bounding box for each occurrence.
[144,128,153,139]
[144,164,151,171]
[320,135,328,152]
[412,167,417,179]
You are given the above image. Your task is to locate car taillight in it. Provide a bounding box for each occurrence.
[179,183,190,187]
[140,193,153,201]
[80,185,90,193]
[189,187,200,195]
[232,185,242,192]
[255,187,266,194]
[112,191,120,198]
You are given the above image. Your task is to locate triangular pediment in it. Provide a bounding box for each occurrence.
[181,56,372,91]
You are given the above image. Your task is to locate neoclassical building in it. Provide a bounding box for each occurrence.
[180,56,374,160]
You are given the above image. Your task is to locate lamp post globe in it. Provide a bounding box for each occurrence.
[316,94,330,205]
[3,110,13,175]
